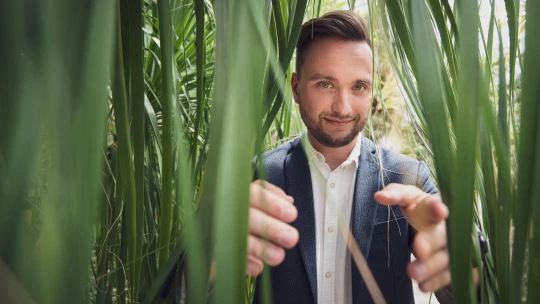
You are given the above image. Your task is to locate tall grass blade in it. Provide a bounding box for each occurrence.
[409,0,453,203]
[157,0,175,268]
[128,0,146,295]
[450,0,481,301]
[516,0,540,302]
[111,9,138,298]
[493,22,511,304]
[190,0,207,174]
[503,0,518,105]
[211,0,265,302]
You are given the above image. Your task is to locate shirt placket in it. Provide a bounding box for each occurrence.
[322,168,339,304]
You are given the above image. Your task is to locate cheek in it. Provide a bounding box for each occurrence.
[299,88,332,110]
[351,96,372,114]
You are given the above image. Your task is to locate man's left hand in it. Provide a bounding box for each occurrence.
[374,183,450,293]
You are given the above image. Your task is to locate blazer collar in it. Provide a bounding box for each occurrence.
[285,138,318,303]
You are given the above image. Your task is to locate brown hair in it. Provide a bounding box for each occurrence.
[295,10,372,76]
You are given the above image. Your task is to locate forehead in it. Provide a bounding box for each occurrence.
[301,38,373,78]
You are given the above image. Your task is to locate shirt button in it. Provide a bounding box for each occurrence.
[330,183,335,188]
[326,272,332,278]
[316,154,321,159]
[328,226,333,233]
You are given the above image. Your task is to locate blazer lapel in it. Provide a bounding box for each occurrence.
[351,137,382,304]
[285,139,318,303]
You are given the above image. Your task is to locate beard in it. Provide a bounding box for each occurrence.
[298,101,367,148]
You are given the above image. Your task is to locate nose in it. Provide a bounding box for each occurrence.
[331,89,353,116]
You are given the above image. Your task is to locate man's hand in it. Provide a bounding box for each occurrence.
[247,180,299,276]
[374,184,450,293]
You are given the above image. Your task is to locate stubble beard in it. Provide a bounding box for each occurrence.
[298,101,366,148]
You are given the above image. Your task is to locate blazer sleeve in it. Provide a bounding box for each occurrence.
[416,161,439,195]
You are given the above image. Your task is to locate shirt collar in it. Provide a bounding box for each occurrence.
[301,131,362,169]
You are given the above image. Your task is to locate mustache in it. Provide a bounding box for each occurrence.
[320,112,359,120]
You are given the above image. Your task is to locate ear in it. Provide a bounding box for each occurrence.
[291,72,300,104]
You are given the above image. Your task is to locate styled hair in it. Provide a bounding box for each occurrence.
[295,10,372,75]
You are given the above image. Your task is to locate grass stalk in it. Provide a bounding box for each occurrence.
[128,0,146,295]
[111,9,138,298]
[157,0,175,268]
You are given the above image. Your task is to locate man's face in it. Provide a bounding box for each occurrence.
[292,38,373,148]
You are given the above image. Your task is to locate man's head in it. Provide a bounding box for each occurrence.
[292,11,373,148]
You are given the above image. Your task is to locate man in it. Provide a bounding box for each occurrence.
[247,11,454,304]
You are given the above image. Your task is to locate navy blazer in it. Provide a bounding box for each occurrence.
[253,136,438,304]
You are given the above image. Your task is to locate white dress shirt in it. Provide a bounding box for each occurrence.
[301,132,361,304]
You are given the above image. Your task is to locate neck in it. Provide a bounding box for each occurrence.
[307,132,359,171]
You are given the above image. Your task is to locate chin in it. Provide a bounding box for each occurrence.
[319,133,358,148]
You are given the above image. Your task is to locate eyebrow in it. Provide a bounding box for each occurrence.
[308,73,372,85]
[309,73,338,82]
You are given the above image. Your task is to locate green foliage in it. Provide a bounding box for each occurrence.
[0,0,309,302]
[1,0,538,303]
[373,0,539,302]
[0,0,115,303]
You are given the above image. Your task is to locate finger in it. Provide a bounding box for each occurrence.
[430,199,449,222]
[251,182,297,223]
[374,184,428,208]
[253,180,294,203]
[246,255,264,276]
[375,185,448,227]
[412,223,447,260]
[247,235,285,266]
[249,207,299,249]
[473,268,480,286]
[418,269,451,293]
[408,249,449,282]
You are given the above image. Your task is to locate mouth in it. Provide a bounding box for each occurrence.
[323,117,353,126]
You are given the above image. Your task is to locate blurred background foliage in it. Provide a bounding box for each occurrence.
[0,0,538,303]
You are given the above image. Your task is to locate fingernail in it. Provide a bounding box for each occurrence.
[283,205,297,220]
[266,246,282,263]
[279,229,295,245]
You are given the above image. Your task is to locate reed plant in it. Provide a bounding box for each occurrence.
[371,0,539,302]
[0,0,538,303]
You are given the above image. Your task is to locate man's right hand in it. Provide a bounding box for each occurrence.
[247,180,299,276]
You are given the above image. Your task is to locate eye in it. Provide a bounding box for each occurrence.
[318,82,331,89]
[353,84,366,91]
